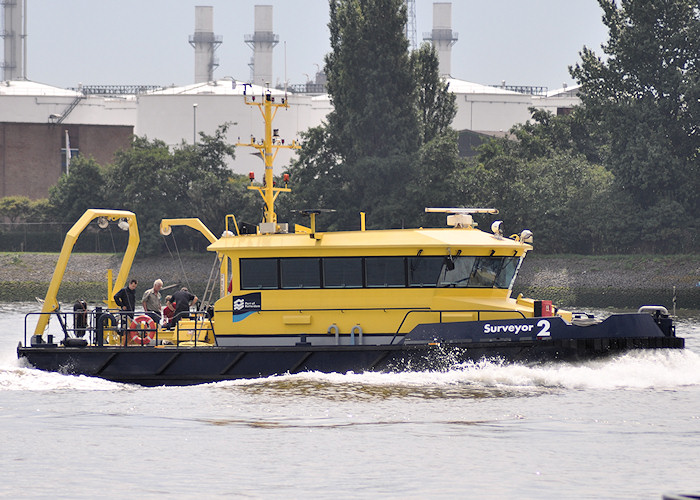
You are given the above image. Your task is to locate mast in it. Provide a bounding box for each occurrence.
[237,86,299,227]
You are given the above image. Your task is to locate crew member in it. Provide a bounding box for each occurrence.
[113,278,138,319]
[142,279,163,322]
[73,299,88,338]
[162,295,175,326]
[166,287,199,329]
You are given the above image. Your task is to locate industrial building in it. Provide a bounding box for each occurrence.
[0,81,134,199]
[0,2,579,200]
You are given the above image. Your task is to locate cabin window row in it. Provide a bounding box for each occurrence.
[239,256,520,290]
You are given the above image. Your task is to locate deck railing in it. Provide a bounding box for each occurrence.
[23,309,215,348]
[23,306,527,348]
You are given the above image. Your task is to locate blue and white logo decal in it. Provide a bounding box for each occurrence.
[232,292,262,322]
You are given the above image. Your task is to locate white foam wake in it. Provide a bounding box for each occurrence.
[220,349,700,392]
[0,359,125,392]
[3,348,698,393]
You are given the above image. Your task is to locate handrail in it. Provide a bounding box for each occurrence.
[391,309,528,345]
[172,310,216,346]
[24,306,523,348]
[55,95,85,124]
[24,308,216,348]
[221,306,526,319]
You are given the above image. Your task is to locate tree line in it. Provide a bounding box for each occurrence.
[1,0,698,254]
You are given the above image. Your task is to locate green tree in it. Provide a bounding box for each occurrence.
[27,198,53,223]
[411,42,457,144]
[104,127,239,253]
[570,0,700,219]
[0,195,32,227]
[103,136,175,253]
[48,157,108,223]
[499,108,606,165]
[408,130,467,226]
[325,0,420,162]
[472,148,616,253]
[468,108,622,253]
[278,126,343,226]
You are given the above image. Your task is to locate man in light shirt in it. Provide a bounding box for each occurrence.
[142,279,163,322]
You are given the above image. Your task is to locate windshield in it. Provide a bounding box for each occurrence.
[410,256,521,289]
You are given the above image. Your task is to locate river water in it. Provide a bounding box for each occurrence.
[1,302,700,499]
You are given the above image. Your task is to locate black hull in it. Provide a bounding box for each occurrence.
[17,335,684,386]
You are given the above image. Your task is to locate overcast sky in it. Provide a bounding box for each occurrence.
[24,0,608,91]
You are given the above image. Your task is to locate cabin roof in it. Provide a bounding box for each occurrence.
[208,227,530,253]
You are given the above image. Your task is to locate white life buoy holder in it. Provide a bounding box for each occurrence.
[129,314,157,345]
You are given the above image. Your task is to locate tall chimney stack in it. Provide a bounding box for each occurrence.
[423,2,458,77]
[189,6,222,83]
[244,5,279,86]
[2,0,27,81]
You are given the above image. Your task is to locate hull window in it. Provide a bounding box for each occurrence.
[281,258,321,289]
[409,256,445,287]
[239,255,519,290]
[323,257,363,288]
[240,258,279,289]
[366,257,406,287]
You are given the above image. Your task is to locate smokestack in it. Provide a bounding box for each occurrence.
[189,6,222,83]
[2,0,27,81]
[244,5,279,86]
[423,2,458,77]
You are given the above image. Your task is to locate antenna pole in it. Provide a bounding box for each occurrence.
[263,95,275,222]
[237,90,299,225]
[284,41,288,98]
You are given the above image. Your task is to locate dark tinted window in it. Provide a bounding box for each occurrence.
[240,258,278,289]
[241,255,520,290]
[408,256,444,287]
[323,257,363,288]
[366,257,405,287]
[280,258,320,289]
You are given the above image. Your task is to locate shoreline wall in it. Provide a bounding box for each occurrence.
[1,252,699,309]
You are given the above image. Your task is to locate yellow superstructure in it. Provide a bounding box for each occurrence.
[206,222,555,344]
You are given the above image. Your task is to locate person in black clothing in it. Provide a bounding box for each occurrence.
[165,287,199,330]
[114,278,138,320]
[73,299,88,338]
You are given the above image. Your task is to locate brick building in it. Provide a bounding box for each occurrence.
[0,80,136,200]
[0,122,132,199]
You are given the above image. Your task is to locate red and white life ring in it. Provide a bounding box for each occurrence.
[128,314,157,345]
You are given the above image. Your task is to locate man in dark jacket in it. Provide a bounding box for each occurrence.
[114,278,138,319]
[166,287,199,329]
